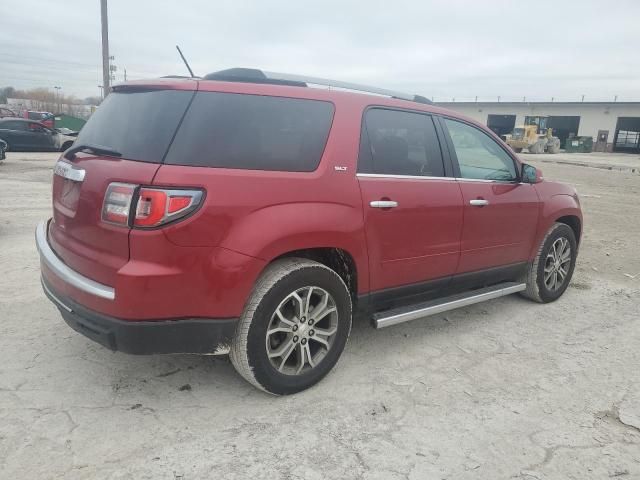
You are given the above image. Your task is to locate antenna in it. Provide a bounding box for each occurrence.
[176,45,195,78]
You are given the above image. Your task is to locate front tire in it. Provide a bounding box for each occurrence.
[230,258,352,395]
[521,223,577,303]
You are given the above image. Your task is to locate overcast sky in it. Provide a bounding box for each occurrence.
[1,0,638,101]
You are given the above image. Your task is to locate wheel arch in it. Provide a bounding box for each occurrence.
[555,215,582,246]
[272,247,359,305]
[529,192,582,260]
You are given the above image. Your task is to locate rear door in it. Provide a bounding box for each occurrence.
[0,121,29,149]
[48,87,195,286]
[357,108,463,304]
[439,117,540,274]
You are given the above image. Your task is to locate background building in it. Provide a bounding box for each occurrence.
[435,101,640,153]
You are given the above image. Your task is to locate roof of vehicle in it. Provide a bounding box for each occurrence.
[0,117,44,123]
[112,68,486,130]
[0,118,49,127]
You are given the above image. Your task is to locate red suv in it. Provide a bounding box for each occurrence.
[36,69,582,395]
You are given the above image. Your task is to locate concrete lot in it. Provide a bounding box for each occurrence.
[1,151,639,479]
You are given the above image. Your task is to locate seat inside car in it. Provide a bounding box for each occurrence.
[374,135,417,175]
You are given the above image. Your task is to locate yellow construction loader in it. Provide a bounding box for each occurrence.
[505,125,561,154]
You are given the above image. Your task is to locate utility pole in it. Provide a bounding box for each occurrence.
[124,68,127,82]
[100,0,110,97]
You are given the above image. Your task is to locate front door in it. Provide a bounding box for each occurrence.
[440,117,540,274]
[357,108,464,302]
[26,122,53,150]
[0,121,29,149]
[595,130,609,152]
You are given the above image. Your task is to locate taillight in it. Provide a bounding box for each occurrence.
[102,183,136,226]
[101,183,203,228]
[134,188,203,228]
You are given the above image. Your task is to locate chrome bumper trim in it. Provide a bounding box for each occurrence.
[35,220,115,300]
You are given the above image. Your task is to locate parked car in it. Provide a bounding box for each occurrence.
[0,138,6,161]
[36,69,582,395]
[0,118,61,151]
[24,110,55,128]
[55,127,78,152]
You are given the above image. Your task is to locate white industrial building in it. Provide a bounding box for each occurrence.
[435,101,640,153]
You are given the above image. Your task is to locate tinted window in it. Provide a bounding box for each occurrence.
[1,121,27,131]
[359,108,444,177]
[28,123,47,132]
[165,92,334,172]
[75,89,193,162]
[444,119,517,181]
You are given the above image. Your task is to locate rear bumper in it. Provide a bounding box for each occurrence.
[42,277,237,355]
[37,218,265,320]
[36,220,115,300]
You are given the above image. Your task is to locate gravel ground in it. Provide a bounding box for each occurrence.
[1,151,639,480]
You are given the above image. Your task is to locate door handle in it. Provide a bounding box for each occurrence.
[370,200,398,209]
[469,199,489,207]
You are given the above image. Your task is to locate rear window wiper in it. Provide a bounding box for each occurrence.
[65,143,122,160]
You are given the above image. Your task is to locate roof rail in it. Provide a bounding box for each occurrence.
[203,68,432,105]
[160,75,201,79]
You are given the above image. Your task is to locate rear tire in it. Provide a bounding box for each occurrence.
[230,258,352,395]
[521,223,577,303]
[514,147,523,153]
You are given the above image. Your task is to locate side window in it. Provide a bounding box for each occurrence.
[444,118,517,181]
[28,123,46,132]
[359,108,445,177]
[4,121,26,131]
[165,92,334,172]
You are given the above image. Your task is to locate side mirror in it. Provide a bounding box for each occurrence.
[521,163,542,183]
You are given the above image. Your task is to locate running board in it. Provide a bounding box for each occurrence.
[373,282,526,329]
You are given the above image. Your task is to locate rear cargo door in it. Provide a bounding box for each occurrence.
[48,87,195,286]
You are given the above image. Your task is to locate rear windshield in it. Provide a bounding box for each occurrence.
[74,89,193,162]
[164,92,334,172]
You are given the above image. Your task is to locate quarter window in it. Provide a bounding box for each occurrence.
[359,108,445,177]
[165,92,334,172]
[444,118,517,181]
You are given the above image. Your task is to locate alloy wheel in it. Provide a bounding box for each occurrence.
[544,237,572,291]
[265,286,339,375]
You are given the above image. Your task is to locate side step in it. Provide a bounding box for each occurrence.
[373,282,526,329]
